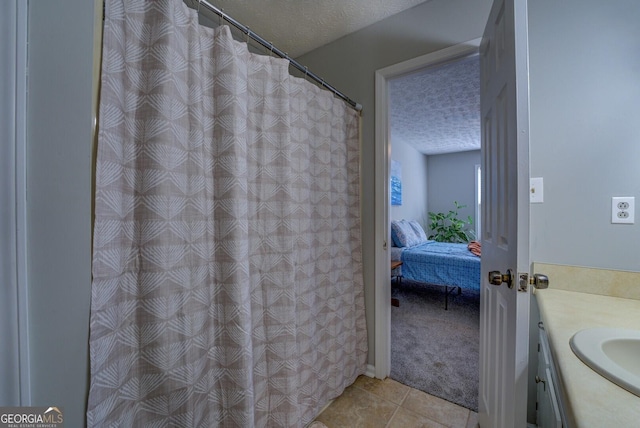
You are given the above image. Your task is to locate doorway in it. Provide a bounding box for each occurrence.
[374,40,481,406]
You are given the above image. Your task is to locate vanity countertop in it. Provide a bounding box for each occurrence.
[535,288,640,427]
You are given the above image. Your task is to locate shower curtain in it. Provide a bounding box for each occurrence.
[87,0,367,426]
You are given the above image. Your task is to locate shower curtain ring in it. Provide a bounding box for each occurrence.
[269,42,274,56]
[304,66,308,80]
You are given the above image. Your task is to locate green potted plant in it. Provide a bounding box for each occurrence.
[427,201,475,243]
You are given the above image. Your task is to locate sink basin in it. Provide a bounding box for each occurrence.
[570,328,640,397]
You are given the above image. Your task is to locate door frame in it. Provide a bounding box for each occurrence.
[0,0,31,405]
[373,39,481,378]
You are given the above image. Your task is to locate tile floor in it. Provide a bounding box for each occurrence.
[314,376,479,428]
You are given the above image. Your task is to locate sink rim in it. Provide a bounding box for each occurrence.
[570,327,640,398]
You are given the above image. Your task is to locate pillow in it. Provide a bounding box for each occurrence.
[391,220,421,247]
[409,220,428,243]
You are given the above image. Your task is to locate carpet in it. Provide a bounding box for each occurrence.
[390,279,480,412]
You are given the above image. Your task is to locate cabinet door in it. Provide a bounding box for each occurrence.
[537,365,562,428]
[537,326,563,427]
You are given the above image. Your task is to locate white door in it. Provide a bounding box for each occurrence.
[478,0,530,427]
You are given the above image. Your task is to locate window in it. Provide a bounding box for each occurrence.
[475,164,481,240]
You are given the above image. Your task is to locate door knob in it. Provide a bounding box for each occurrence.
[488,269,514,288]
[530,273,549,289]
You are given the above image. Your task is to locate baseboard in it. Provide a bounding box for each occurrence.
[364,364,376,378]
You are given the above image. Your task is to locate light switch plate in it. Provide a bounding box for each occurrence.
[530,177,544,203]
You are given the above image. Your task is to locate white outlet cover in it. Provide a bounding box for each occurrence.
[611,196,635,224]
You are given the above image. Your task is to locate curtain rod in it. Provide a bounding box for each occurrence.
[190,0,363,112]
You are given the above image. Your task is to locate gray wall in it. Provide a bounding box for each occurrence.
[527,2,640,424]
[427,150,480,238]
[528,0,640,272]
[390,139,429,226]
[298,0,493,364]
[27,0,95,425]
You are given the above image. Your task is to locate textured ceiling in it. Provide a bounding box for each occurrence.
[205,0,431,57]
[389,55,480,155]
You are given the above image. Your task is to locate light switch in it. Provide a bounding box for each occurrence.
[530,177,544,203]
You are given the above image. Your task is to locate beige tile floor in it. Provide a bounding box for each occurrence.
[314,376,479,428]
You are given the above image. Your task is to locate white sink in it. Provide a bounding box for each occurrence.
[570,328,640,397]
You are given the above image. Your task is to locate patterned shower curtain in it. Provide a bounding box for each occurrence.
[87,1,367,426]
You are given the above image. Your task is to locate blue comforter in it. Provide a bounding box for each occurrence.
[400,241,481,292]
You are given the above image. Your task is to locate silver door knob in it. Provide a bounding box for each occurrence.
[530,273,549,289]
[488,269,514,288]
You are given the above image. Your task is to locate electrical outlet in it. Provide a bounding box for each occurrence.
[611,197,635,224]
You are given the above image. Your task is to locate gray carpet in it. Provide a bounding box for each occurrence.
[390,279,479,412]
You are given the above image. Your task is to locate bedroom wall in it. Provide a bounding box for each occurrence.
[528,0,640,272]
[426,150,480,239]
[27,0,97,425]
[297,0,493,365]
[390,139,429,228]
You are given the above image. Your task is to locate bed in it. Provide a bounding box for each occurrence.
[391,220,480,309]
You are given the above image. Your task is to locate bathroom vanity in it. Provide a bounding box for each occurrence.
[533,263,640,427]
